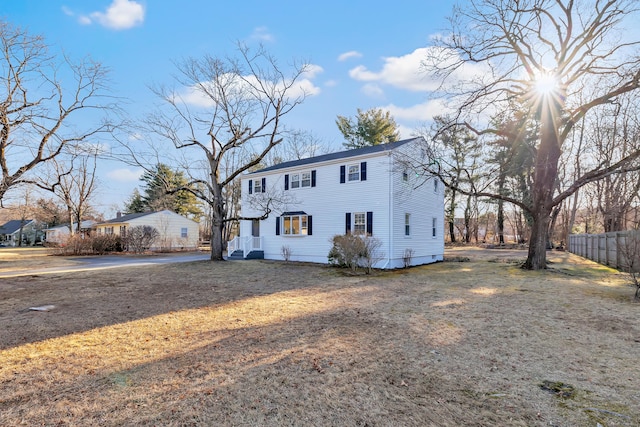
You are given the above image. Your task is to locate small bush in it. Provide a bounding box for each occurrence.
[328,234,384,273]
[281,245,292,262]
[328,234,367,272]
[403,248,415,268]
[91,234,122,254]
[126,226,160,254]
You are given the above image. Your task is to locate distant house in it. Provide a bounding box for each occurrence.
[0,219,38,247]
[43,220,96,246]
[93,210,199,250]
[233,137,445,268]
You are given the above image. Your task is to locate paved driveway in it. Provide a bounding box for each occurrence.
[0,252,210,278]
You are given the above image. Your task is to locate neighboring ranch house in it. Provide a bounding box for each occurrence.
[93,210,199,250]
[43,220,96,246]
[233,137,445,269]
[0,219,39,246]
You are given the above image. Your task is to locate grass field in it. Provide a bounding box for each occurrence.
[0,247,638,426]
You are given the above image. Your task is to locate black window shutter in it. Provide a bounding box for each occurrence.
[340,165,346,183]
[311,170,316,187]
[366,211,373,235]
[261,177,266,193]
[345,212,351,234]
[275,217,280,235]
[284,174,289,190]
[248,180,253,194]
[307,216,313,235]
[361,162,367,181]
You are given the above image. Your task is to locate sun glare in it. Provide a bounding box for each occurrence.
[534,72,559,95]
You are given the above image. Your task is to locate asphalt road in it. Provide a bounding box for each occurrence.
[0,252,211,278]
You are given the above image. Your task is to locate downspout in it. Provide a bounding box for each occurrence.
[383,151,393,269]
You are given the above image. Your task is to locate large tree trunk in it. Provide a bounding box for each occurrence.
[497,199,505,245]
[209,180,225,261]
[210,219,225,261]
[524,207,552,269]
[448,188,457,243]
[523,102,561,270]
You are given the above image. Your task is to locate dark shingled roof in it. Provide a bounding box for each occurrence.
[96,211,156,225]
[0,219,35,235]
[251,137,422,174]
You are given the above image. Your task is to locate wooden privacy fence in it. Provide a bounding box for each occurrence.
[569,230,640,272]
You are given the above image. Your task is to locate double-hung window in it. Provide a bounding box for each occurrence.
[346,211,373,235]
[285,170,316,190]
[340,162,367,183]
[249,177,266,194]
[405,213,411,236]
[432,217,437,238]
[348,164,360,181]
[354,213,366,234]
[181,227,188,238]
[290,173,300,189]
[301,172,311,187]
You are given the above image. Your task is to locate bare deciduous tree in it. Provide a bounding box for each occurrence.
[421,0,640,269]
[139,43,311,260]
[36,150,99,235]
[0,21,114,203]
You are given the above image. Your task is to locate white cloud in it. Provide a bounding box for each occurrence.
[79,0,145,30]
[180,70,321,108]
[349,48,438,92]
[302,64,323,79]
[361,83,384,98]
[383,99,451,122]
[107,168,143,182]
[251,26,275,42]
[349,47,489,93]
[338,51,363,62]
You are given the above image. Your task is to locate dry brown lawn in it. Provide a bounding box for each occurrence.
[0,247,639,426]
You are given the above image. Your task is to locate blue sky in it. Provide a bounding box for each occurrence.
[3,0,456,216]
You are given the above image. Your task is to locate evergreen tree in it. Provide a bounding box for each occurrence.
[336,108,400,149]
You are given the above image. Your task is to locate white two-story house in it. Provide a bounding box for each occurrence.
[232,137,444,269]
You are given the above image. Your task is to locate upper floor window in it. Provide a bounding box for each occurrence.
[181,227,188,238]
[285,170,316,190]
[348,164,360,181]
[249,177,266,194]
[402,170,409,182]
[433,179,439,193]
[340,162,367,183]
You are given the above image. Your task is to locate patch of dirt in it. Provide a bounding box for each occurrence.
[0,250,638,426]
